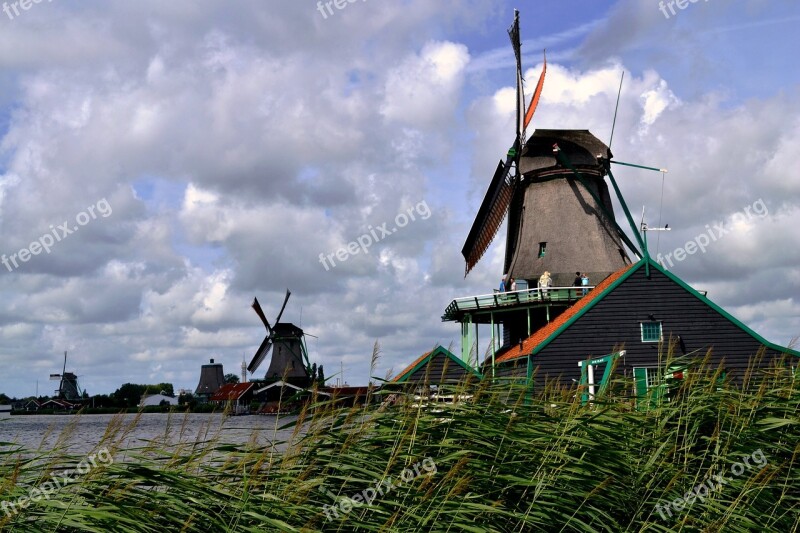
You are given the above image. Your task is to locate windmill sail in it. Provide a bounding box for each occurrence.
[273,289,291,325]
[461,159,515,276]
[248,335,273,374]
[508,9,525,144]
[252,297,270,330]
[462,9,536,277]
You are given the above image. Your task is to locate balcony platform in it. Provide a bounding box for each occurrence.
[441,286,594,323]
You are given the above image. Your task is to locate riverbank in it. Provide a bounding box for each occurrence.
[1,360,798,531]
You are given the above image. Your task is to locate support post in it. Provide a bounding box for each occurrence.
[461,318,470,362]
[490,312,495,355]
[475,321,479,368]
[527,307,531,335]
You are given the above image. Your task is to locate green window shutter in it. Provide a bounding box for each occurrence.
[633,368,648,398]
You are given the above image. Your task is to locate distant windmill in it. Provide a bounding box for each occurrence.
[248,290,311,385]
[461,9,644,286]
[49,351,82,401]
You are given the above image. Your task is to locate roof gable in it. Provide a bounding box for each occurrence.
[393,346,482,383]
[647,259,800,358]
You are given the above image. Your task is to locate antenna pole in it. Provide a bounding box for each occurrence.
[656,171,666,257]
[609,70,624,149]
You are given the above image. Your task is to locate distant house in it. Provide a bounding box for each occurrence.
[139,394,179,407]
[210,383,254,415]
[0,404,10,418]
[24,399,42,411]
[39,399,78,411]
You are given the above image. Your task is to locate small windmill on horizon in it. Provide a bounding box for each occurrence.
[247,290,313,387]
[49,351,82,401]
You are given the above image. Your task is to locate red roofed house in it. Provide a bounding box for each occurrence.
[210,382,254,415]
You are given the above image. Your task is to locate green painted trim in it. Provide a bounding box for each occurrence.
[499,257,800,364]
[610,160,666,173]
[647,260,800,358]
[605,166,647,255]
[394,345,484,383]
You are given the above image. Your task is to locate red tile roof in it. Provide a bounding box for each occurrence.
[495,264,634,364]
[210,382,254,401]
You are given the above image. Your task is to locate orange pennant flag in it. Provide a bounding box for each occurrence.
[523,51,547,130]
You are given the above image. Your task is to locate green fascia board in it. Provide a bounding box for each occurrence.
[515,257,800,361]
[647,259,800,359]
[395,346,483,382]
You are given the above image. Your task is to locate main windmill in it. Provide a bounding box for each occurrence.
[462,11,642,288]
[247,290,313,387]
[445,10,649,361]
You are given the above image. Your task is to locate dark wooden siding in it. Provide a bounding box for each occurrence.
[404,353,474,384]
[498,267,793,387]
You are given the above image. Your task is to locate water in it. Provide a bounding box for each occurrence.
[0,413,300,456]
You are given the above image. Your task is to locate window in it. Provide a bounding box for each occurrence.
[640,321,662,342]
[538,242,547,258]
[645,368,660,388]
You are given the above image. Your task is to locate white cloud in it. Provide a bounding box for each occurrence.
[381,41,470,129]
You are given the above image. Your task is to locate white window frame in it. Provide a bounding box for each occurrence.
[640,321,663,343]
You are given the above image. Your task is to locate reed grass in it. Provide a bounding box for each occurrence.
[1,352,798,532]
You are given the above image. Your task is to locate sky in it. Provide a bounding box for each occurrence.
[0,0,799,399]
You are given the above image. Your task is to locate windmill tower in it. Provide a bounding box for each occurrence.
[195,358,225,399]
[247,290,312,387]
[445,10,644,365]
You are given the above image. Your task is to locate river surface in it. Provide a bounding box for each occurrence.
[0,413,300,455]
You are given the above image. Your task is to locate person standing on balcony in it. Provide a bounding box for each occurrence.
[499,275,507,292]
[581,272,589,296]
[538,271,552,298]
[573,272,582,298]
[509,277,517,292]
